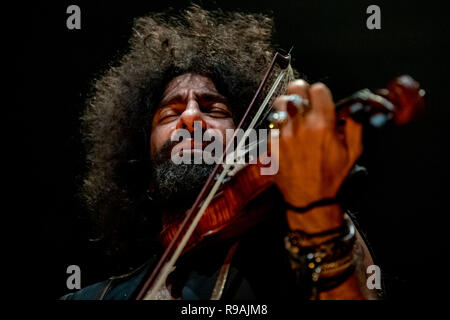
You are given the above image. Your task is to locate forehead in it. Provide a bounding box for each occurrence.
[161,73,219,97]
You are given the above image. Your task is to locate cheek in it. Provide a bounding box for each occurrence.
[207,118,235,145]
[150,126,171,155]
[217,119,236,139]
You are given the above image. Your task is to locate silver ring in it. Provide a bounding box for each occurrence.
[267,95,309,129]
[267,111,289,129]
[287,94,309,113]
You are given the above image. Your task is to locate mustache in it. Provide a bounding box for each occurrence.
[152,130,222,163]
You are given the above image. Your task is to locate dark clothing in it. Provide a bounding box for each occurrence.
[61,210,304,300]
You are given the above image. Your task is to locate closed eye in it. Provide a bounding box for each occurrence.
[202,103,232,118]
[157,107,180,124]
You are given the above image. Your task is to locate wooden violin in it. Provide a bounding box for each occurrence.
[136,52,425,300]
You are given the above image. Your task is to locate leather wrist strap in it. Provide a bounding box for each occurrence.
[284,198,339,213]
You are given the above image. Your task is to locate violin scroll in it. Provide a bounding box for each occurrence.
[383,75,426,125]
[336,75,425,127]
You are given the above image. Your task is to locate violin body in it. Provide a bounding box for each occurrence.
[159,162,277,253]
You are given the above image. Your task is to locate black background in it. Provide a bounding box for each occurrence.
[13,0,450,300]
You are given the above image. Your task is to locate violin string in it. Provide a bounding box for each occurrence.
[143,63,290,300]
[144,164,231,300]
[256,63,295,129]
[236,64,294,158]
[232,68,288,152]
[224,69,288,166]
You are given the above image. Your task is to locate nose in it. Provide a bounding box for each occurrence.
[176,98,207,132]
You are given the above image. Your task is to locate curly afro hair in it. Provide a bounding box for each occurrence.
[81,5,282,271]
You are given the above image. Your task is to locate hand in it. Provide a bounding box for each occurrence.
[270,79,363,231]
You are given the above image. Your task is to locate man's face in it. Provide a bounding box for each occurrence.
[150,73,235,156]
[148,73,235,208]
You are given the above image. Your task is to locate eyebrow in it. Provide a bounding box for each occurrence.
[158,91,229,108]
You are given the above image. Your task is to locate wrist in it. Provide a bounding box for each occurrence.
[286,203,344,234]
[284,215,357,299]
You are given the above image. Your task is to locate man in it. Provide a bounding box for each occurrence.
[61,5,380,300]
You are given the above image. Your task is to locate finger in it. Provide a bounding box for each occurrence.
[307,83,336,128]
[286,79,310,117]
[273,95,288,112]
[273,95,294,137]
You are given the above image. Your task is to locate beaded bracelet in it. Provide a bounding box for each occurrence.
[284,214,356,298]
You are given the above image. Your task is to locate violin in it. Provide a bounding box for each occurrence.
[136,52,425,300]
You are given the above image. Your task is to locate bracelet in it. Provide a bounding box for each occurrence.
[284,198,339,214]
[286,223,347,247]
[285,215,354,254]
[312,259,356,295]
[284,215,356,298]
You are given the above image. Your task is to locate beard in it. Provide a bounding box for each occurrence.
[148,139,215,213]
